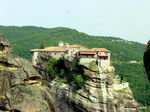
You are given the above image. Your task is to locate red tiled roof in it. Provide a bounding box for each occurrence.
[31,44,83,52]
[42,46,67,52]
[79,49,96,55]
[79,48,109,55]
[31,43,109,54]
[92,48,109,52]
[68,44,82,48]
[31,46,67,52]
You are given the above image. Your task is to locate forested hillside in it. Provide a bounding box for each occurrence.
[0,26,148,105]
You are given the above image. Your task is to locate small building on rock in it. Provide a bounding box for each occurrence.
[31,41,111,68]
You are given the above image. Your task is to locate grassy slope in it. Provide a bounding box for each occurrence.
[0,26,148,105]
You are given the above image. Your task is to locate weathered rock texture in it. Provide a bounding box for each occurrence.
[0,34,11,54]
[0,35,139,112]
[33,44,139,112]
[0,35,55,112]
[48,60,139,112]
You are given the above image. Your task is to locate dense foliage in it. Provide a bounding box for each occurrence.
[0,26,148,105]
[47,58,85,89]
[0,26,145,61]
[113,62,150,105]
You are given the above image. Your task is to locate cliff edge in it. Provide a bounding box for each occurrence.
[0,34,139,112]
[49,56,139,112]
[0,35,55,112]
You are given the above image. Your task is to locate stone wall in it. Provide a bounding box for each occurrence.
[99,59,110,68]
[32,51,39,66]
[79,58,96,65]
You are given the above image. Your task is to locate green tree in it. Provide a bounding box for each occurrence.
[74,74,85,89]
[47,58,58,79]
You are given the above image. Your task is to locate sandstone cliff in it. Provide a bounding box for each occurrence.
[0,35,139,112]
[48,60,139,112]
[0,35,55,112]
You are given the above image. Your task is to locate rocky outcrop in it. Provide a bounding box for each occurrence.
[0,35,139,112]
[49,60,139,112]
[0,35,55,112]
[0,34,11,54]
[32,46,139,112]
[143,40,150,82]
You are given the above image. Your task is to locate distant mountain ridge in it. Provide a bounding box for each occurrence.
[0,25,148,105]
[0,26,145,61]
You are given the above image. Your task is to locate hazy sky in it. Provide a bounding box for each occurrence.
[0,0,150,44]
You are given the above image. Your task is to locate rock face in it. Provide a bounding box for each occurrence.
[0,35,139,112]
[0,34,11,54]
[32,44,139,112]
[49,60,139,112]
[0,35,55,112]
[143,40,150,82]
